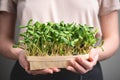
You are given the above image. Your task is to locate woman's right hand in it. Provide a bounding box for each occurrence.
[17,50,60,75]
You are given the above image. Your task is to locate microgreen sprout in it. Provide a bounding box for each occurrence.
[13,19,103,56]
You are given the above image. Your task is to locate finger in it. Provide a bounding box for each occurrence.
[30,68,54,75]
[69,60,88,74]
[26,70,31,74]
[50,67,60,72]
[76,57,93,71]
[66,66,78,73]
[18,50,29,71]
[21,56,29,71]
[30,68,60,75]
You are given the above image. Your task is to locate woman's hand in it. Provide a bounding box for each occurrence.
[17,50,60,75]
[66,48,99,74]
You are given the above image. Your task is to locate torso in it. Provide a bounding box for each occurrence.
[15,0,102,37]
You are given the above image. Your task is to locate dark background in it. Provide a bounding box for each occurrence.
[0,11,120,80]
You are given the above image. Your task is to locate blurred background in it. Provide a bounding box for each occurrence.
[0,11,120,80]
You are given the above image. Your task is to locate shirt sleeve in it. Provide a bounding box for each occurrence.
[0,0,17,13]
[99,0,120,16]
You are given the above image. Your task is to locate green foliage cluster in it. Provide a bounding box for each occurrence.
[14,19,103,56]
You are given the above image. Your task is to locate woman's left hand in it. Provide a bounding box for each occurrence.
[66,48,99,74]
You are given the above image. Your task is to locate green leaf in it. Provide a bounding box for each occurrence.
[27,19,33,26]
[19,26,27,28]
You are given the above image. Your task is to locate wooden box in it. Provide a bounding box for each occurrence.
[27,54,89,70]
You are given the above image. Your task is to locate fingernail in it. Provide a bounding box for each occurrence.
[49,70,53,74]
[67,66,72,70]
[87,57,93,62]
[27,71,31,74]
[56,69,60,72]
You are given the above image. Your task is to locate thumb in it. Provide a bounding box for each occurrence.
[89,48,99,66]
[18,50,29,71]
[89,48,98,59]
[88,48,99,62]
